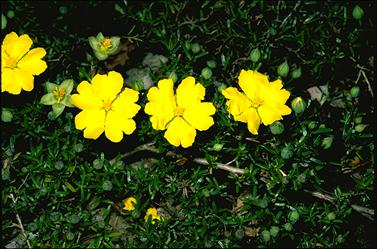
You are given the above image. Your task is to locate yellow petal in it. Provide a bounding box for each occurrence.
[257,105,283,126]
[176,76,205,108]
[17,48,47,75]
[14,68,34,92]
[183,102,216,131]
[111,88,141,118]
[164,117,196,148]
[71,81,102,109]
[222,87,251,116]
[145,78,175,130]
[74,109,106,139]
[105,110,124,143]
[2,32,33,59]
[245,108,261,135]
[1,68,22,94]
[91,71,123,102]
[123,118,137,135]
[238,69,269,100]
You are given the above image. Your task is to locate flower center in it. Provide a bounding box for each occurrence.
[4,56,18,69]
[174,106,185,117]
[53,87,66,102]
[100,38,112,51]
[103,100,112,112]
[251,97,264,108]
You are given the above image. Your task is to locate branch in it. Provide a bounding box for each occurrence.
[9,194,32,249]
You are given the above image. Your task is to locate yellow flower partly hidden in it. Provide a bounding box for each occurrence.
[222,70,291,135]
[1,32,47,94]
[123,197,137,211]
[145,77,216,148]
[144,208,161,224]
[71,71,141,143]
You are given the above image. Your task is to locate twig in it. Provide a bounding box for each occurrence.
[192,158,245,175]
[109,142,158,165]
[360,70,374,97]
[9,194,32,249]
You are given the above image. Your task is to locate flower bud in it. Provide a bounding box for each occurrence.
[201,67,213,79]
[352,5,364,20]
[291,97,306,115]
[321,136,333,150]
[355,116,363,124]
[350,86,360,98]
[190,43,201,54]
[1,14,7,30]
[308,121,317,130]
[269,121,285,135]
[235,228,245,239]
[206,60,217,68]
[102,180,113,191]
[269,226,279,238]
[250,48,261,63]
[261,230,271,242]
[184,41,191,51]
[283,223,293,231]
[355,124,368,132]
[327,212,336,221]
[212,143,224,151]
[7,10,15,19]
[281,146,293,159]
[1,109,13,122]
[277,61,289,77]
[291,67,302,79]
[288,210,299,223]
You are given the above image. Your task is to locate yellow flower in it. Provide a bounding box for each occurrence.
[71,71,141,142]
[1,32,47,95]
[144,208,161,224]
[145,77,216,148]
[222,70,291,135]
[123,197,137,211]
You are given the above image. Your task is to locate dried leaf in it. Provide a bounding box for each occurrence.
[104,40,135,70]
[245,226,260,237]
[307,84,329,105]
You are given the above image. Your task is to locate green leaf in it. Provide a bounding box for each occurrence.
[88,36,99,50]
[94,51,108,61]
[46,82,58,93]
[60,79,74,94]
[40,93,57,105]
[52,103,65,117]
[61,95,74,107]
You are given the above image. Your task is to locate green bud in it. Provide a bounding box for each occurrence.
[102,180,113,191]
[93,159,103,169]
[352,5,364,20]
[212,143,224,151]
[261,230,271,242]
[308,121,317,130]
[350,86,360,98]
[327,212,336,221]
[235,228,245,239]
[190,43,201,54]
[321,136,333,150]
[355,116,363,124]
[269,121,285,135]
[281,146,293,159]
[66,231,75,241]
[59,6,68,15]
[291,67,302,79]
[291,97,306,115]
[168,71,178,83]
[7,10,15,19]
[1,14,7,30]
[269,226,279,238]
[54,161,64,170]
[206,60,217,68]
[355,124,368,132]
[283,223,293,231]
[217,83,227,92]
[70,214,81,224]
[288,210,299,223]
[269,27,277,36]
[277,61,289,77]
[201,67,213,79]
[1,109,13,122]
[250,48,261,63]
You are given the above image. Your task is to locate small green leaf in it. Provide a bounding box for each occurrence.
[64,182,77,192]
[52,103,65,117]
[60,79,74,94]
[40,93,57,105]
[46,82,58,93]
